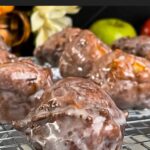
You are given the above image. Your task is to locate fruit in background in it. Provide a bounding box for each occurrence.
[90,18,137,46]
[31,6,80,47]
[0,6,14,15]
[141,19,150,36]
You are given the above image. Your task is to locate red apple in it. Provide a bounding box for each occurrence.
[141,19,150,36]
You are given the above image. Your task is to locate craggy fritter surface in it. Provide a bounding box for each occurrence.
[88,50,150,109]
[112,36,150,60]
[34,28,81,66]
[59,29,112,77]
[14,77,126,150]
[0,60,53,123]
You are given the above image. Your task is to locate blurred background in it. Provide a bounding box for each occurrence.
[1,6,150,56]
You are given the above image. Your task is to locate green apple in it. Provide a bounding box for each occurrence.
[90,18,137,46]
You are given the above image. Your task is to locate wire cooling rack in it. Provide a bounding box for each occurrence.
[0,124,34,150]
[0,109,149,150]
[122,109,150,150]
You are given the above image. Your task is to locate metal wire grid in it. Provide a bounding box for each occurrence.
[0,124,34,150]
[122,109,150,150]
[0,109,149,150]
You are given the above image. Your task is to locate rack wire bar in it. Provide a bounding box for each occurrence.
[122,109,150,150]
[0,109,149,150]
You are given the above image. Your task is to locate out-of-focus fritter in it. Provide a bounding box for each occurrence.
[112,36,150,60]
[88,49,150,109]
[34,28,81,66]
[0,60,53,123]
